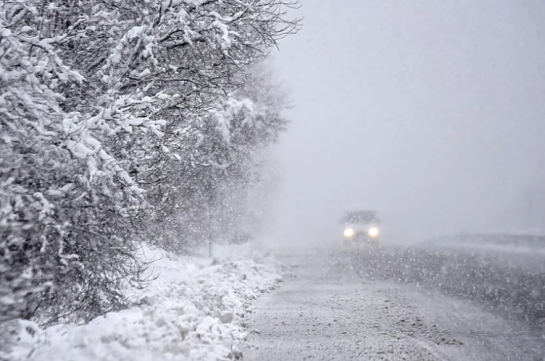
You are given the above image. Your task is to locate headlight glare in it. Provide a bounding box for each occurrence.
[368,227,379,237]
[344,228,354,237]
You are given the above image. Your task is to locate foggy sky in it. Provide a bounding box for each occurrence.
[268,0,545,246]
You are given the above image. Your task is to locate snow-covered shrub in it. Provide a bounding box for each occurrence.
[143,65,292,252]
[0,0,299,327]
[43,0,300,251]
[0,1,152,324]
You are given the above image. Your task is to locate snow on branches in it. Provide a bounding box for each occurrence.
[0,0,299,325]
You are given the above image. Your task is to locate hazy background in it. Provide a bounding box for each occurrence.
[267,0,545,248]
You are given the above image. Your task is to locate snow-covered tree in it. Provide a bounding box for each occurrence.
[144,64,291,251]
[43,0,299,251]
[0,1,164,324]
[0,0,300,325]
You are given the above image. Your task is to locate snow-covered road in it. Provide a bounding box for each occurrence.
[243,251,545,360]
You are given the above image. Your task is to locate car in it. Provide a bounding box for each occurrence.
[339,210,380,249]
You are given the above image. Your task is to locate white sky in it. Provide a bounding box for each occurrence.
[268,0,545,246]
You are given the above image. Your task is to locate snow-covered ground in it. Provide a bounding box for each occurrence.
[2,243,281,361]
[244,251,545,361]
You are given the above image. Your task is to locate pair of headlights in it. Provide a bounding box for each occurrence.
[344,227,379,238]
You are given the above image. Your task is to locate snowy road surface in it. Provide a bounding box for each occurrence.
[243,243,545,361]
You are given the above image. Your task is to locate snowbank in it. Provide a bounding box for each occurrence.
[3,244,281,361]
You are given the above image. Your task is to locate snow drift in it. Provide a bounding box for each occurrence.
[3,244,281,361]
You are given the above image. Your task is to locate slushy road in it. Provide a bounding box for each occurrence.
[243,237,545,360]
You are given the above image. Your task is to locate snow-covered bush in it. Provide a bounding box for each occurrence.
[0,0,299,327]
[0,1,156,325]
[54,0,300,251]
[143,64,292,252]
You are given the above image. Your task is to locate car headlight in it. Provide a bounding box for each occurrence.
[343,228,354,237]
[368,227,379,237]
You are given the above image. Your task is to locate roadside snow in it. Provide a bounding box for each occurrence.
[3,243,281,361]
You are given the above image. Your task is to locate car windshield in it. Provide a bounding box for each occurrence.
[341,211,377,224]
